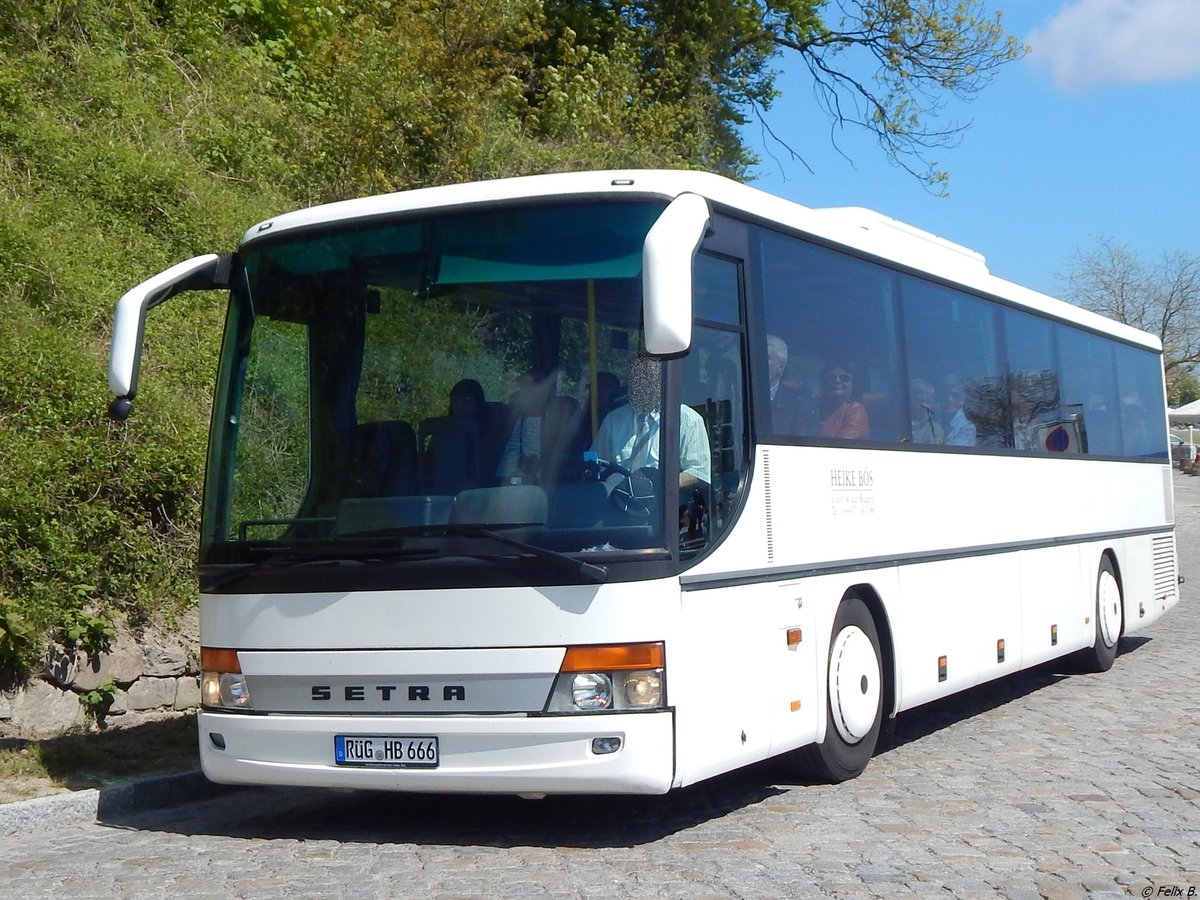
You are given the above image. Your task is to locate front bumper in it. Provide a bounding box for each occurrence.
[198,709,676,795]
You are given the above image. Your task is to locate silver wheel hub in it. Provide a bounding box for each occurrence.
[1097,569,1121,648]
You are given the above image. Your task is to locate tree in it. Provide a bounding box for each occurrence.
[1170,371,1200,408]
[1062,237,1200,396]
[185,2,1027,197]
[763,0,1027,192]
[539,1,1026,191]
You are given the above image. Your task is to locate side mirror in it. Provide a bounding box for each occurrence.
[108,253,232,419]
[642,192,711,355]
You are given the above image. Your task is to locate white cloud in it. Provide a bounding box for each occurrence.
[1027,0,1200,91]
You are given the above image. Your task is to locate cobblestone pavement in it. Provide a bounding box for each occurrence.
[1,474,1197,899]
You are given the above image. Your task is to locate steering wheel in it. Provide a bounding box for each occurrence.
[601,460,661,520]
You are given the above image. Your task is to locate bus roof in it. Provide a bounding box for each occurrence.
[240,170,1161,353]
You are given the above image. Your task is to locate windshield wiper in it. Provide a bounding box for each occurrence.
[453,526,608,583]
[346,523,608,583]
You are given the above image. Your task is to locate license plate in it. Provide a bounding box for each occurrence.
[334,735,439,768]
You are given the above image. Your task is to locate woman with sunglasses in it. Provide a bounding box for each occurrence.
[818,362,870,439]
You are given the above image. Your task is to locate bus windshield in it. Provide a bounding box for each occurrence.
[199,200,685,583]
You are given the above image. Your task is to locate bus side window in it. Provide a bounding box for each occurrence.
[755,228,903,444]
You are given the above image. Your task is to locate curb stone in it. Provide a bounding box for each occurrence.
[0,771,234,836]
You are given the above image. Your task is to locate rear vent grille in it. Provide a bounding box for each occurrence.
[1152,534,1177,600]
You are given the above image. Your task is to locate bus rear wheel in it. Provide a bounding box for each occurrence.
[1078,555,1122,673]
[793,595,884,783]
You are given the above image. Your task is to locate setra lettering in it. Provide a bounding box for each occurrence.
[310,683,467,702]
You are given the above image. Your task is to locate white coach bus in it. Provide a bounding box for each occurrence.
[109,170,1180,794]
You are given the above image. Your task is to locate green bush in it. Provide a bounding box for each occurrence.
[0,594,36,676]
[0,3,292,671]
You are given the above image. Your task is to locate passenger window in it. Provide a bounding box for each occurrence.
[1060,328,1117,456]
[756,230,902,442]
[899,278,1002,449]
[1116,343,1169,459]
[1003,310,1075,452]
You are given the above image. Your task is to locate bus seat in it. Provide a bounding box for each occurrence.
[345,420,418,497]
[419,415,481,495]
[451,485,548,526]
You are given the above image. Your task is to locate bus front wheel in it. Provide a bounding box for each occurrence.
[794,595,884,783]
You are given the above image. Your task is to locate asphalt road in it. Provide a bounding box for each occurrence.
[1,473,1197,899]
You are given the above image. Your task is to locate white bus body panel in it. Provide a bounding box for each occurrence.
[199,580,674,650]
[684,445,1178,731]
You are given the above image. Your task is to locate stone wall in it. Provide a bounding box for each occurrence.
[0,624,199,736]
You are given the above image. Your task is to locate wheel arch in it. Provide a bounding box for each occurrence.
[845,582,898,720]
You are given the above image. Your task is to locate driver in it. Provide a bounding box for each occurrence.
[590,352,710,489]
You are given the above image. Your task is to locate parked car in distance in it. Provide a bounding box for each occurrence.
[1171,434,1197,469]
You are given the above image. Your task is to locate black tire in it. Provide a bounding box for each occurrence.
[1078,555,1123,673]
[793,595,885,783]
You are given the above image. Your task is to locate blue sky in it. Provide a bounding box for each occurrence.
[740,0,1200,298]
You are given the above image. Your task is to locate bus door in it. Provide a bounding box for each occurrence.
[670,225,789,782]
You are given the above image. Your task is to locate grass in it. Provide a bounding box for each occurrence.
[0,715,199,803]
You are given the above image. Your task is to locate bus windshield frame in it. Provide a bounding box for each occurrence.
[197,198,722,589]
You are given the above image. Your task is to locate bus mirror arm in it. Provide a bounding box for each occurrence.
[108,253,233,420]
[642,193,711,356]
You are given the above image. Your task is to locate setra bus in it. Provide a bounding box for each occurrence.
[108,170,1180,794]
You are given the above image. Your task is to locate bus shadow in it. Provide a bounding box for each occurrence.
[103,770,787,848]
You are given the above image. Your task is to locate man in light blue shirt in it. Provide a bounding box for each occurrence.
[591,354,711,488]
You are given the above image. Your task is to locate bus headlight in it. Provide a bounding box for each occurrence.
[200,647,254,710]
[544,643,665,713]
[619,670,663,708]
[571,673,612,709]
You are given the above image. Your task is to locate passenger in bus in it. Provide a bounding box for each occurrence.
[818,362,870,439]
[908,377,944,444]
[591,353,711,488]
[449,378,486,421]
[493,369,579,483]
[941,375,977,446]
[493,369,555,483]
[767,334,818,434]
